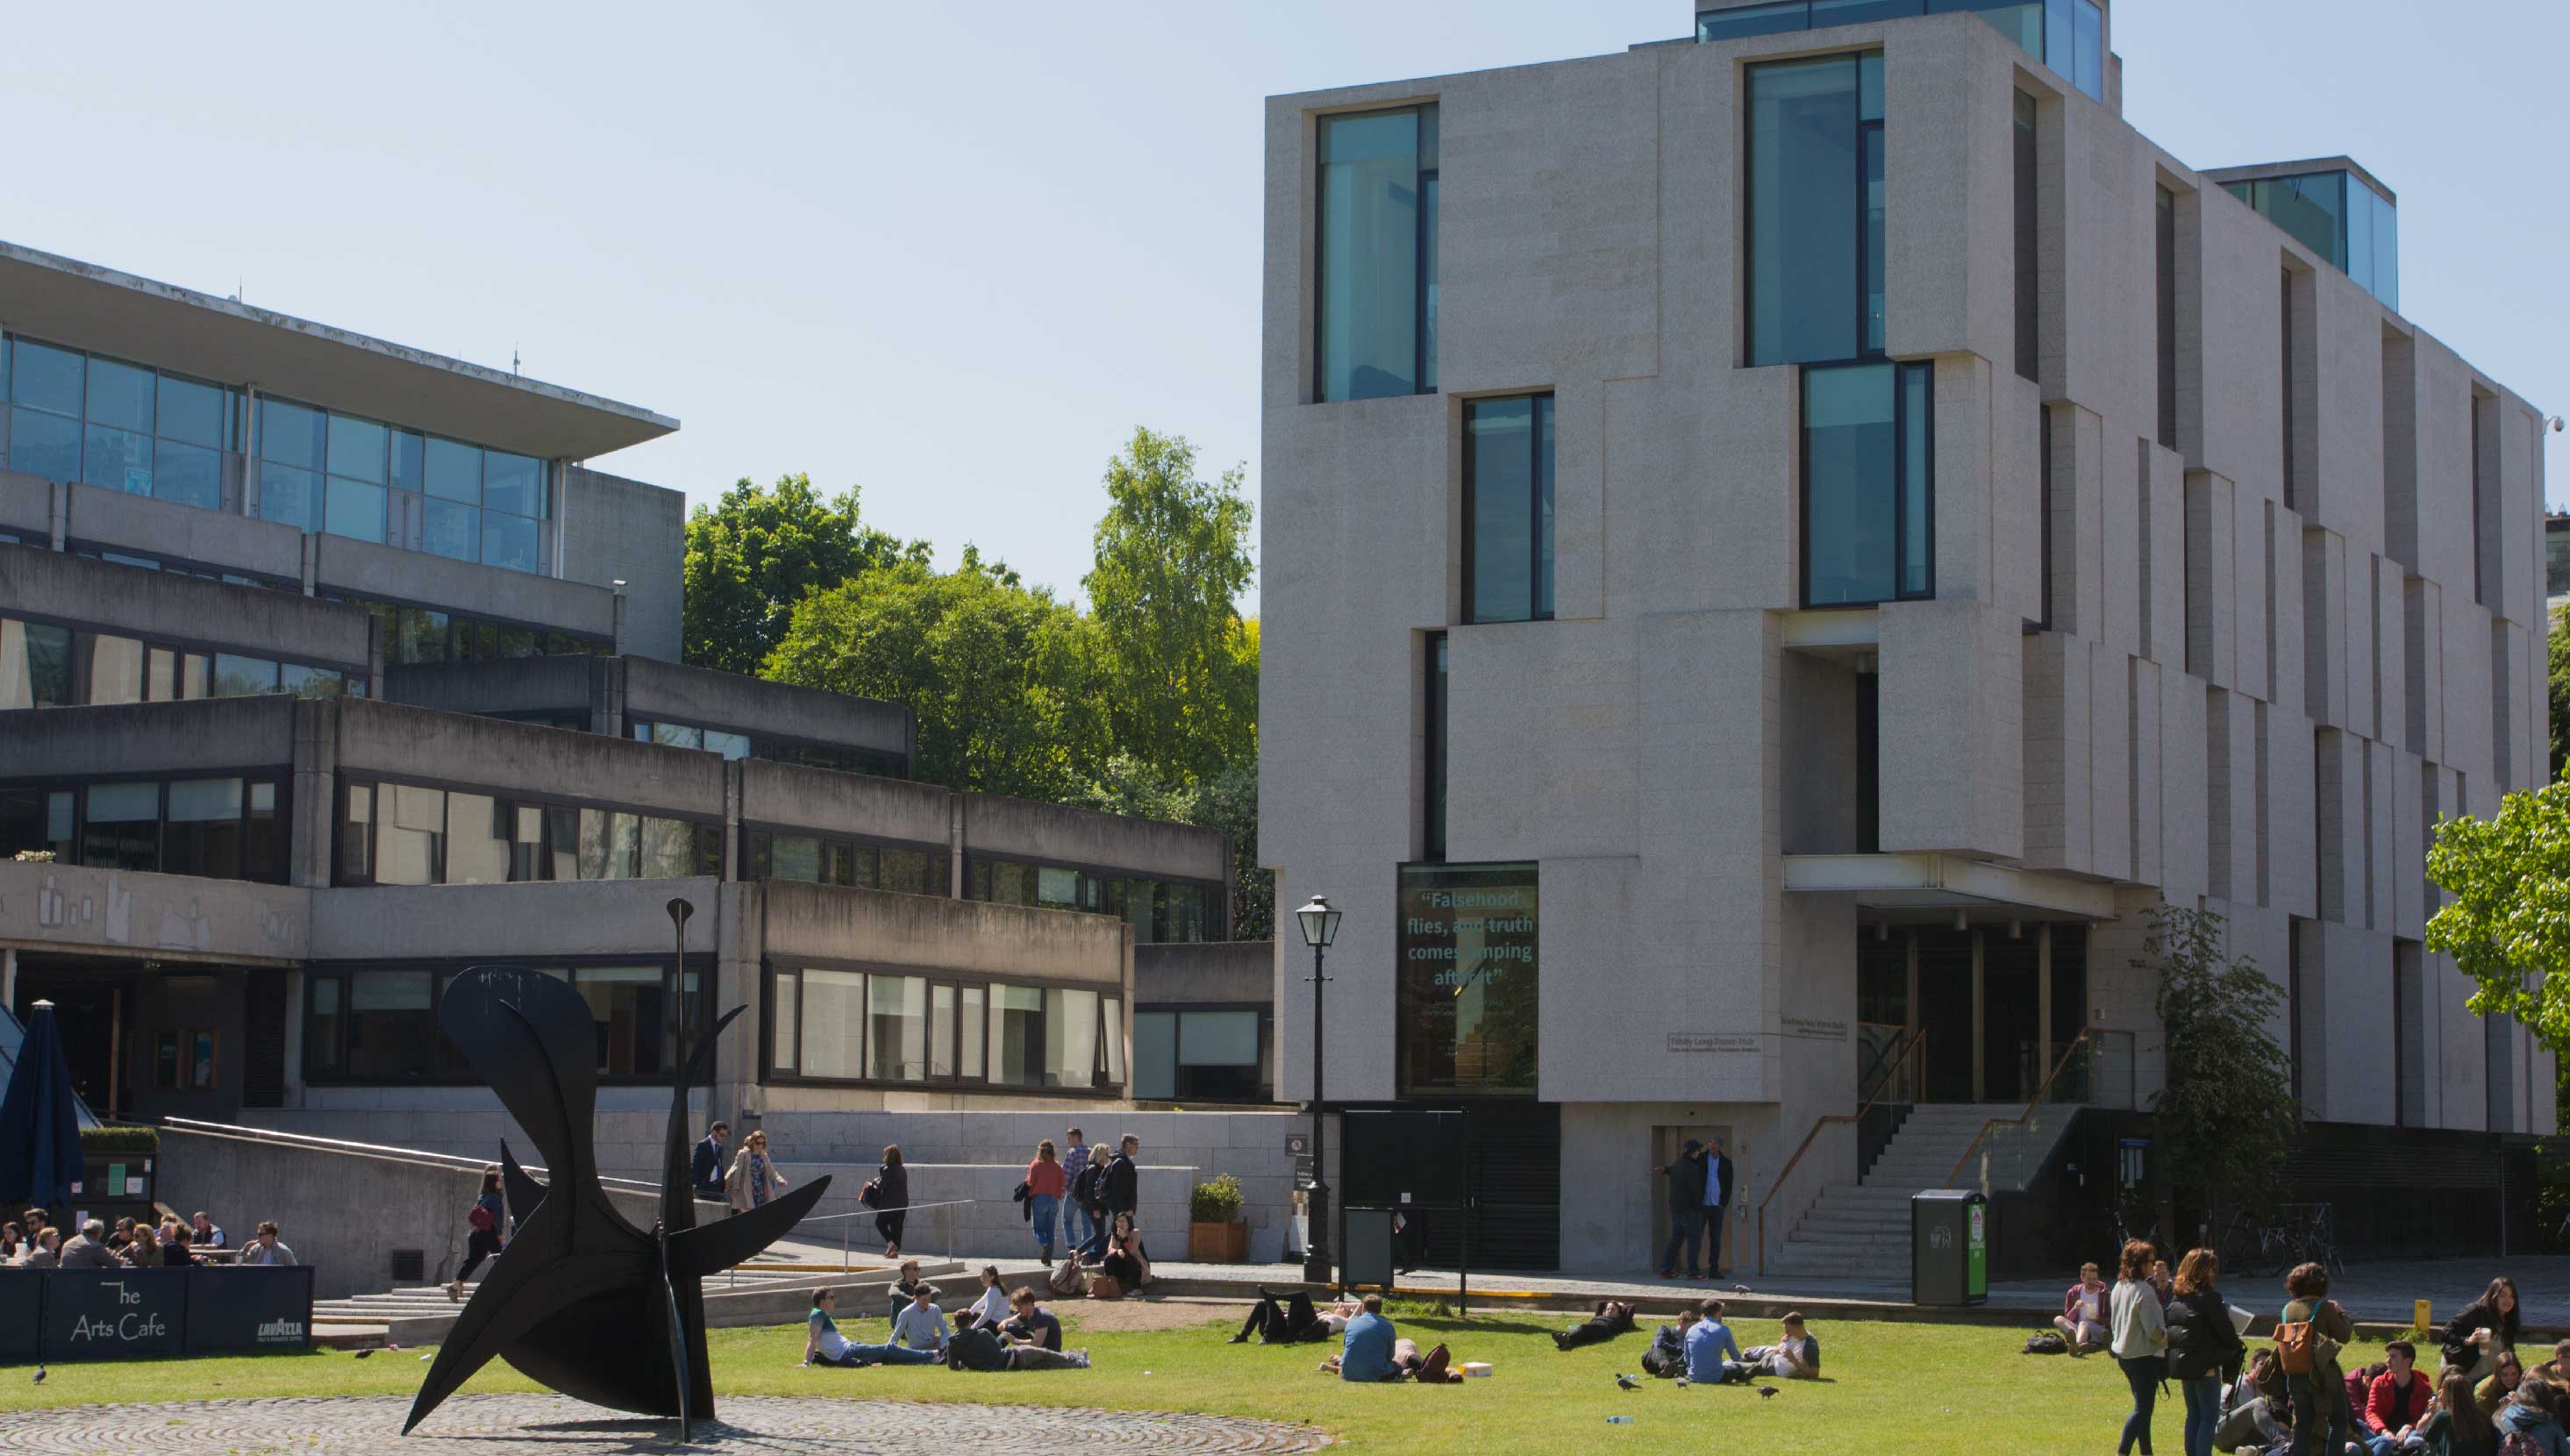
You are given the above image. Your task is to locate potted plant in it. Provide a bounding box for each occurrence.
[1187,1173,1249,1263]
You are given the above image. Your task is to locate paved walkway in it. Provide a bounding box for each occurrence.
[0,1395,1329,1453]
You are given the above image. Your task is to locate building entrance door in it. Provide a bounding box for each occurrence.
[1649,1124,1729,1277]
[12,969,129,1118]
[1885,925,2088,1104]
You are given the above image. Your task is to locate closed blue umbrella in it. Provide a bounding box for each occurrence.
[0,1000,86,1207]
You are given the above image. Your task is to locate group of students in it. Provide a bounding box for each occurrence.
[801,1263,1091,1372]
[2,1207,282,1268]
[1631,1300,1824,1384]
[2072,1239,2555,1456]
[1017,1130,1142,1267]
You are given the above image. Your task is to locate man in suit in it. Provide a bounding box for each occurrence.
[690,1121,730,1206]
[1702,1137,1737,1280]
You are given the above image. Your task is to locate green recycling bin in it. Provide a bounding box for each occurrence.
[1911,1189,1988,1306]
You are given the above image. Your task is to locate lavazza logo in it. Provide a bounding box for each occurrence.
[257,1317,304,1343]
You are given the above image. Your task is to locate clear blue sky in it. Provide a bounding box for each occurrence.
[3,1,2559,610]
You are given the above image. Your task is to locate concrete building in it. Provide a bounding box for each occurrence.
[1260,0,2552,1276]
[0,240,1247,1181]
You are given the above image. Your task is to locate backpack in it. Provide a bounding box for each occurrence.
[1071,1163,1102,1206]
[2274,1315,2317,1376]
[2501,1429,2547,1456]
[2024,1331,2068,1355]
[946,1325,1010,1372]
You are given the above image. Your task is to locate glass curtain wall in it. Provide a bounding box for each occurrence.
[0,775,286,882]
[337,778,719,886]
[1748,53,1883,367]
[1704,3,2102,103]
[1803,360,1935,606]
[1316,104,1438,402]
[1463,396,1557,624]
[2,336,239,510]
[767,967,1123,1091]
[2220,171,2400,310]
[253,396,549,572]
[304,961,708,1083]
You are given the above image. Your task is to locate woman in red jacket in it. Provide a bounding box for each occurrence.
[1024,1139,1067,1267]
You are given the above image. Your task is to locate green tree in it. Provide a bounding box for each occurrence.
[2550,602,2569,782]
[2138,903,2299,1212]
[763,550,1103,801]
[682,475,924,675]
[1084,428,1258,784]
[2426,777,2570,1050]
[1074,752,1273,941]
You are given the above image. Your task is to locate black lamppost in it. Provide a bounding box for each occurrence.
[1296,893,1342,1285]
[666,897,695,1092]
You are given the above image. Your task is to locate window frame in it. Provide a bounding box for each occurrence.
[960,851,1229,942]
[632,717,909,780]
[1744,50,1886,368]
[332,769,722,888]
[1311,102,1440,404]
[760,957,1126,1096]
[1460,393,1558,625]
[739,822,952,896]
[1797,359,1938,610]
[1131,1003,1273,1103]
[0,606,367,703]
[300,955,716,1087]
[0,767,291,884]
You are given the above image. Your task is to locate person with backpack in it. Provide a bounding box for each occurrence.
[1060,1127,1094,1256]
[2494,1377,2570,1455]
[2419,1364,2499,1456]
[2280,1260,2358,1456]
[1069,1151,1110,1262]
[448,1165,505,1301]
[2166,1248,2247,1456]
[2446,1279,2525,1384]
[2111,1239,2171,1456]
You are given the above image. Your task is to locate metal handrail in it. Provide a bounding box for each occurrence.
[1755,1025,1928,1276]
[1939,1024,2116,1188]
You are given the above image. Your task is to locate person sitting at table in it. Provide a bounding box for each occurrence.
[190,1211,225,1250]
[58,1220,115,1270]
[239,1221,297,1267]
[161,1225,196,1267]
[0,1222,20,1261]
[119,1224,161,1267]
[20,1229,60,1268]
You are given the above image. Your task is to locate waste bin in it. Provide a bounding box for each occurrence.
[1911,1189,1988,1306]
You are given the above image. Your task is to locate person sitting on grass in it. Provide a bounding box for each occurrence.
[1325,1294,1399,1382]
[1732,1311,1822,1381]
[959,1265,1010,1331]
[2477,1350,2526,1417]
[2058,1261,2112,1353]
[2495,1377,2570,1455]
[1686,1299,1746,1384]
[1553,1299,1638,1352]
[2537,1339,2570,1387]
[1642,1307,1699,1380]
[803,1287,940,1367]
[891,1283,951,1359]
[2417,1366,2495,1456]
[996,1286,1090,1370]
[887,1260,926,1322]
[2366,1339,2434,1454]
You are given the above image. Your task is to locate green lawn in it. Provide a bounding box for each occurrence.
[0,1304,2363,1454]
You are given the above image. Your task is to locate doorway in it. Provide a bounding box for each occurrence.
[1870,924,2088,1104]
[12,968,129,1118]
[1649,1123,1731,1276]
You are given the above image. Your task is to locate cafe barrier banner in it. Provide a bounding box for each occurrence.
[5,1267,314,1363]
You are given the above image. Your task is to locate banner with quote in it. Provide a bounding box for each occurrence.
[1396,863,1538,1096]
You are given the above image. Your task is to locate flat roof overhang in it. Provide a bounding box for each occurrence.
[1781,852,2116,921]
[0,240,678,460]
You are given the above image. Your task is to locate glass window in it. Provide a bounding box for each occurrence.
[2043,0,2072,72]
[1697,1,1810,39]
[1396,863,1538,1096]
[1862,120,1886,353]
[770,833,822,883]
[389,430,425,491]
[930,983,956,1078]
[771,971,798,1073]
[1133,1011,1177,1100]
[992,984,1041,1084]
[0,787,75,862]
[1047,987,1100,1088]
[211,653,279,696]
[246,781,282,883]
[257,462,321,531]
[2073,0,2102,100]
[423,498,478,561]
[1803,360,1934,606]
[341,783,374,881]
[281,664,346,699]
[959,985,986,1079]
[377,783,447,885]
[703,730,752,760]
[866,974,928,1081]
[1465,396,1558,624]
[1316,104,1437,403]
[306,977,343,1074]
[346,970,437,1081]
[652,722,705,750]
[445,792,513,884]
[1172,1009,1261,1100]
[327,414,388,485]
[259,399,326,471]
[882,846,939,895]
[483,452,545,517]
[11,339,82,416]
[639,816,697,879]
[83,356,153,435]
[153,441,222,510]
[325,476,388,543]
[800,967,864,1079]
[154,375,228,449]
[81,423,152,495]
[84,633,143,705]
[163,777,244,880]
[2156,184,2178,448]
[1424,632,1449,860]
[82,780,161,871]
[146,646,175,703]
[9,410,80,482]
[573,966,670,1076]
[482,510,540,573]
[0,620,73,709]
[1748,55,1871,366]
[2015,92,2039,384]
[1811,0,1918,21]
[1102,996,1124,1085]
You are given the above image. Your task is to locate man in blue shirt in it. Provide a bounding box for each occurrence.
[1683,1298,1744,1384]
[1336,1294,1398,1382]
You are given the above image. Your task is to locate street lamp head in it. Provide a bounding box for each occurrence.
[1296,895,1342,949]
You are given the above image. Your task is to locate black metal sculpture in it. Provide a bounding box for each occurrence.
[404,965,827,1435]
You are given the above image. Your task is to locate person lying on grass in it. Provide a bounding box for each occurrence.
[1728,1311,1822,1381]
[995,1286,1090,1370]
[1553,1300,1638,1352]
[802,1287,938,1367]
[1231,1288,1358,1345]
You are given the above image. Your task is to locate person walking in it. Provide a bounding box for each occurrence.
[449,1165,506,1301]
[1656,1139,1707,1281]
[1071,1149,1110,1262]
[2111,1238,2170,1456]
[1703,1137,1736,1279]
[1060,1128,1094,1258]
[2165,1248,2246,1456]
[1103,1135,1141,1230]
[727,1130,789,1217]
[1025,1139,1066,1266]
[2281,1260,2357,1456]
[867,1144,910,1259]
[690,1121,730,1207]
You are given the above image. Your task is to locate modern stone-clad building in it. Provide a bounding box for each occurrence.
[1260,0,2552,1275]
[0,239,1244,1156]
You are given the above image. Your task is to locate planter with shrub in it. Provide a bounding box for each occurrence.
[1187,1173,1249,1262]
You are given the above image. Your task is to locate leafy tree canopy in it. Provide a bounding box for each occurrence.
[2426,777,2570,1053]
[2141,903,2298,1211]
[682,474,925,676]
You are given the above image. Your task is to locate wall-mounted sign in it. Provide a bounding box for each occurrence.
[1781,1017,1851,1043]
[1667,1033,1760,1054]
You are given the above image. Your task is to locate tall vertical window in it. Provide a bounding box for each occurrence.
[1463,396,1555,623]
[2471,391,2494,608]
[1316,103,1438,403]
[2013,92,2038,382]
[2279,268,2298,511]
[1747,53,1884,367]
[1424,632,1449,862]
[1803,361,1934,606]
[2155,186,2179,449]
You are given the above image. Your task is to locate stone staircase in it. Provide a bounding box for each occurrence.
[1769,1102,2080,1282]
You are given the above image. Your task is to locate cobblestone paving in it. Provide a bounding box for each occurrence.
[0,1394,1330,1453]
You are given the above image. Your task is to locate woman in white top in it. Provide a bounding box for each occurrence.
[960,1265,1010,1330]
[2110,1239,2171,1456]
